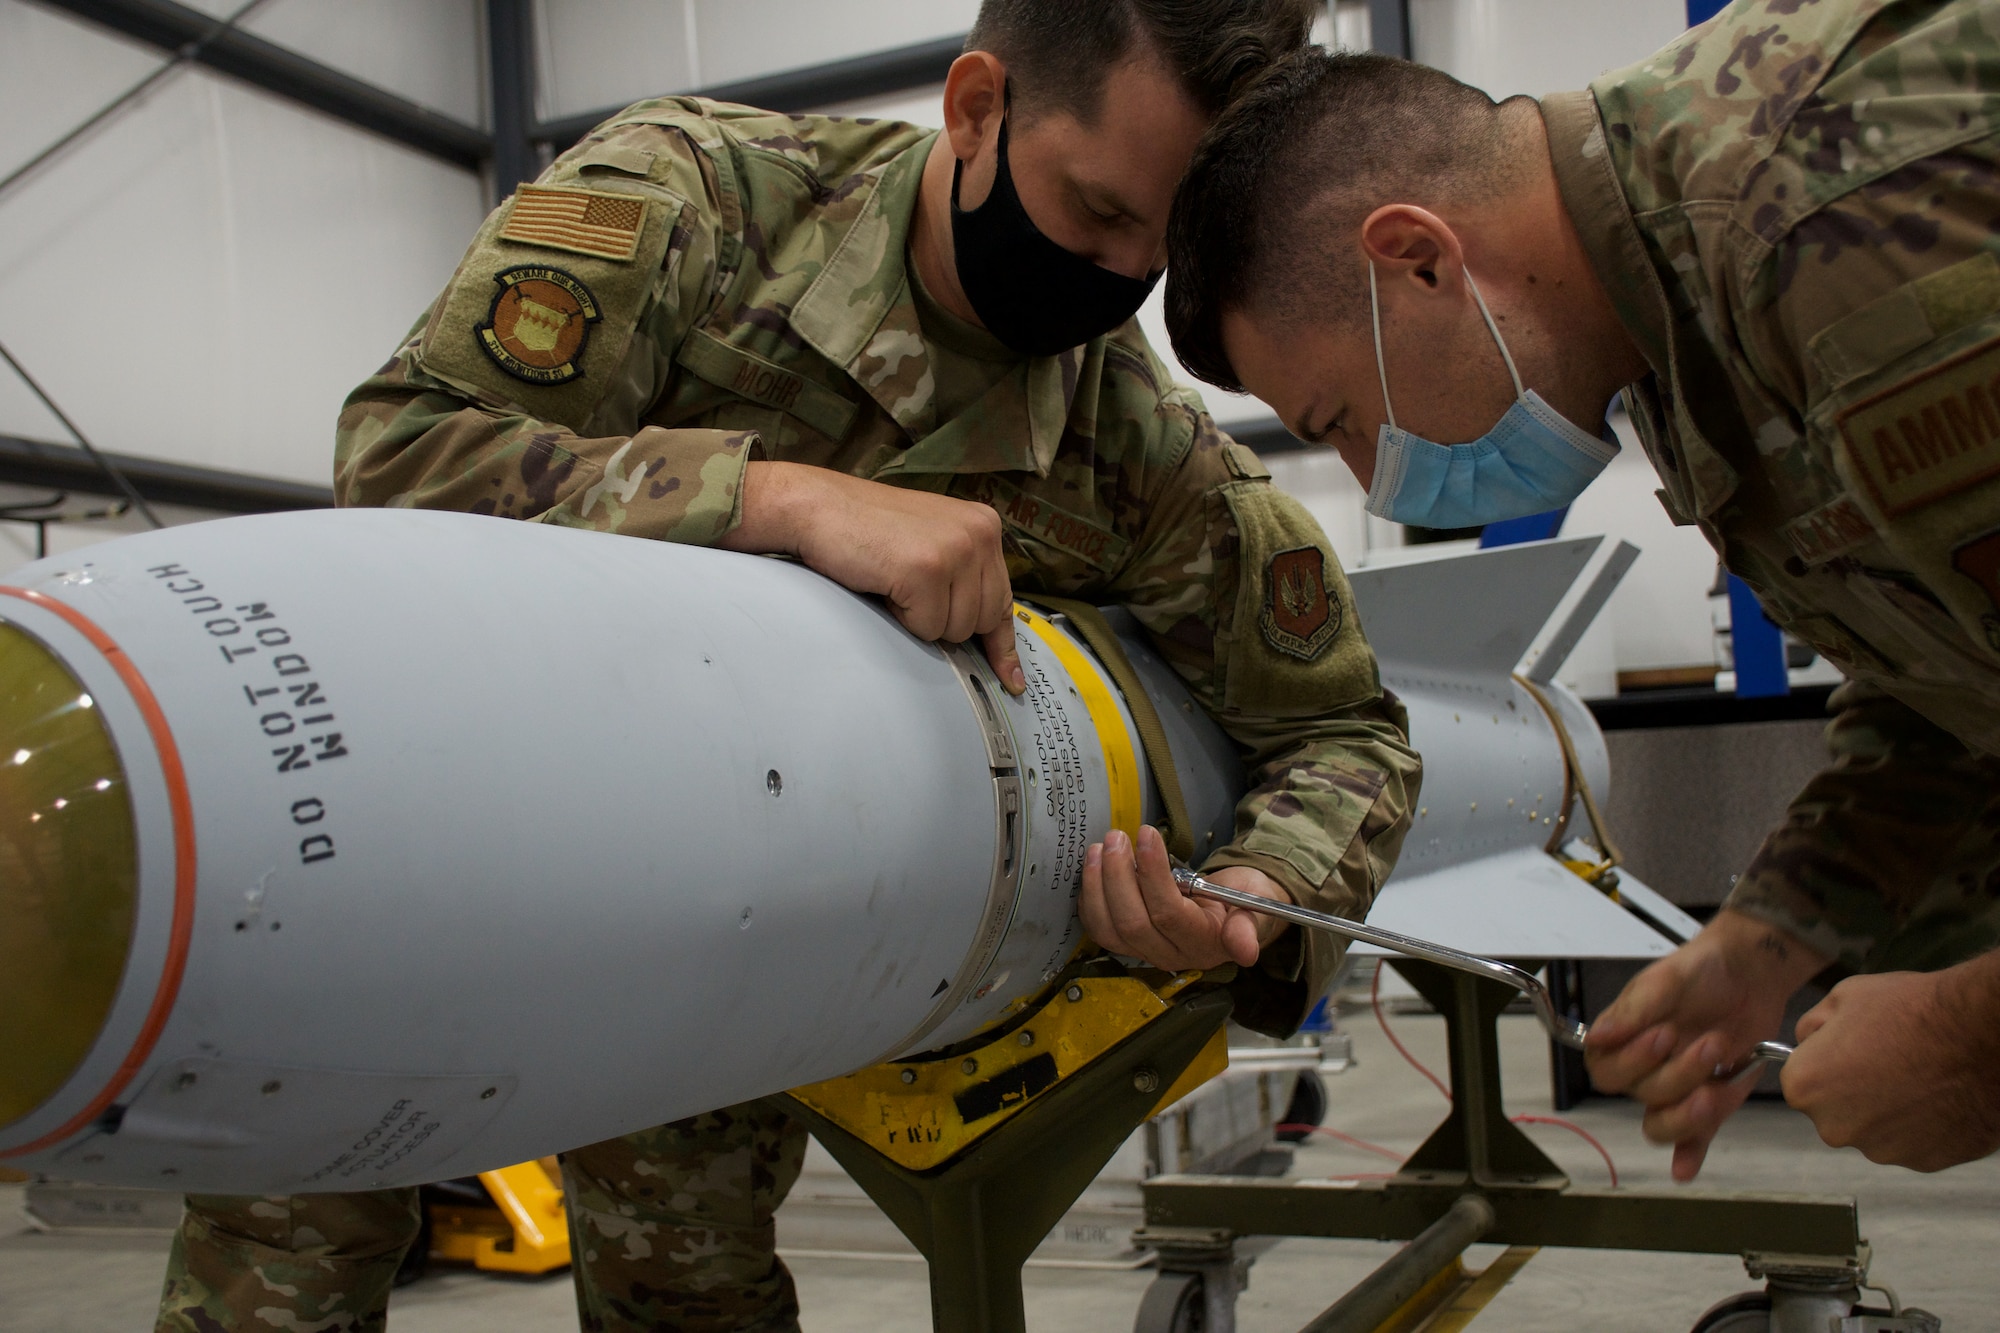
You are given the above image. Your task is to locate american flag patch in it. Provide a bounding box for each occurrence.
[499,185,647,262]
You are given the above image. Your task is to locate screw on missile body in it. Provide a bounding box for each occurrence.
[1065,985,1084,1003]
[260,1081,282,1096]
[1017,1031,1035,1047]
[739,907,753,929]
[480,1087,497,1100]
[172,1072,197,1091]
[961,1058,979,1075]
[161,1168,178,1177]
[1132,1068,1160,1094]
[766,770,783,796]
[900,1069,917,1084]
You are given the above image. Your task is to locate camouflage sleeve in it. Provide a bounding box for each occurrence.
[1726,681,2000,972]
[1108,404,1422,1033]
[334,118,755,542]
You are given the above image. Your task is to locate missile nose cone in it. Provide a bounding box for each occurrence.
[0,622,139,1131]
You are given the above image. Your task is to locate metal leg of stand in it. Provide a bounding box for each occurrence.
[1392,959,1567,1190]
[782,988,1234,1333]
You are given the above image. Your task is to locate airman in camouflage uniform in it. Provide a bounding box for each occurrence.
[157,19,1421,1332]
[1162,0,2000,1178]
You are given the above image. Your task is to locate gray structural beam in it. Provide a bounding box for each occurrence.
[29,0,490,170]
[0,435,333,514]
[1368,0,1412,58]
[538,33,969,153]
[485,0,536,201]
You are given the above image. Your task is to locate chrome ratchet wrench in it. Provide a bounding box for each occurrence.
[1172,867,1792,1079]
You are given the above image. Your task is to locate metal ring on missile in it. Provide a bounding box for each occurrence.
[0,590,198,1155]
[1014,605,1143,841]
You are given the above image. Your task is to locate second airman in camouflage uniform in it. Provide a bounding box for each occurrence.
[158,2,1422,1329]
[1162,0,2000,1178]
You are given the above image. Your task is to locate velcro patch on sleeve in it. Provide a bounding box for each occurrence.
[500,185,647,262]
[1836,334,2000,516]
[1262,547,1339,660]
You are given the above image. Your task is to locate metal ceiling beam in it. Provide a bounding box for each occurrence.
[1225,417,1306,456]
[538,33,968,153]
[1368,0,1411,58]
[485,0,536,201]
[30,0,490,170]
[0,434,333,514]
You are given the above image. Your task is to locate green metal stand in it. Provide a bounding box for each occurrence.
[1139,960,1863,1323]
[781,987,1234,1333]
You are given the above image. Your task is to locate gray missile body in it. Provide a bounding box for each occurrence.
[0,511,1679,1195]
[0,510,1236,1192]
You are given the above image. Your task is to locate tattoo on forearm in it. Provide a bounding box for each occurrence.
[1757,934,1791,963]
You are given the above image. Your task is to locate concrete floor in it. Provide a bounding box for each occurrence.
[4,1009,1993,1332]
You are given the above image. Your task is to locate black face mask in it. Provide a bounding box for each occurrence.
[950,106,1161,358]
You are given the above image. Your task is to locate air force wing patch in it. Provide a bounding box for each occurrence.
[1261,546,1339,660]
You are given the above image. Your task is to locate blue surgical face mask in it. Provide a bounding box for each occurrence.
[1363,262,1616,528]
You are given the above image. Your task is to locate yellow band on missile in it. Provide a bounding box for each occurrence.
[1013,605,1142,841]
[0,621,138,1132]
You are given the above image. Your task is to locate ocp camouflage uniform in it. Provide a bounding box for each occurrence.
[1544,0,2000,970]
[159,98,1420,1331]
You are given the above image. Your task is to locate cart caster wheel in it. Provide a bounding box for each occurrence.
[1135,1270,1205,1333]
[1276,1071,1327,1144]
[1690,1292,1770,1331]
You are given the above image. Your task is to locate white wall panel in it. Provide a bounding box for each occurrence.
[174,0,485,125]
[1567,413,1721,675]
[537,0,977,122]
[1,3,486,487]
[692,0,976,87]
[1409,0,1687,99]
[536,0,697,122]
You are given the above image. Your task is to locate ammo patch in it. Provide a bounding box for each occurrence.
[477,266,601,385]
[499,185,647,262]
[958,473,1130,569]
[1261,547,1339,661]
[1837,334,2000,516]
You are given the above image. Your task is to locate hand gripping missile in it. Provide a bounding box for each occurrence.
[0,509,1247,1193]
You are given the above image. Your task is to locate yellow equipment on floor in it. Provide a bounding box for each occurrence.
[425,1157,570,1275]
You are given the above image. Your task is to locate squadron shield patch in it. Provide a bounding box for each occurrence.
[1261,547,1339,661]
[476,266,601,385]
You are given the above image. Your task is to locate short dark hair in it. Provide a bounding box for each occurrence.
[966,0,1318,122]
[1166,48,1521,392]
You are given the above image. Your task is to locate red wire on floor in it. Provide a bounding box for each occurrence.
[1370,960,1452,1099]
[1363,961,1622,1188]
[1273,1123,1403,1162]
[1509,1114,1620,1187]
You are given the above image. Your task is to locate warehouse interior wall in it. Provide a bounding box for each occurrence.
[0,0,1735,685]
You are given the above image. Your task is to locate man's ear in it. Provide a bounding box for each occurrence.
[1360,205,1465,293]
[942,52,1007,164]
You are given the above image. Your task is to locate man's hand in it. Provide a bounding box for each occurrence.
[724,461,1025,693]
[1785,958,2000,1171]
[1078,824,1292,970]
[1585,908,1828,1181]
